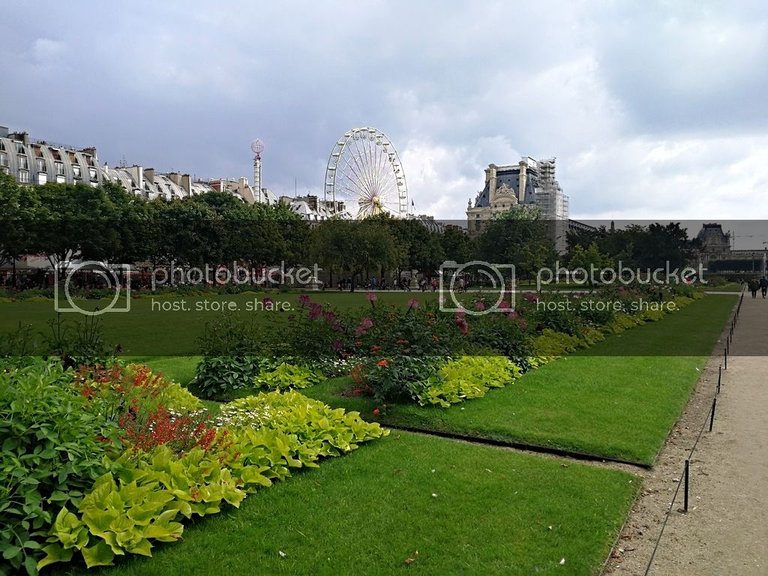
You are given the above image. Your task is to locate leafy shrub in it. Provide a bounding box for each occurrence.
[198,314,264,357]
[362,356,445,403]
[0,323,38,356]
[75,363,203,417]
[218,390,387,456]
[533,329,583,356]
[353,302,459,357]
[0,360,119,575]
[45,315,115,368]
[418,356,521,408]
[462,313,532,359]
[39,447,245,570]
[253,362,322,391]
[604,313,643,334]
[637,307,666,322]
[579,326,606,347]
[279,298,349,358]
[192,356,262,400]
[574,299,616,326]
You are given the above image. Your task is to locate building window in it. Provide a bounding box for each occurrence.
[89,167,97,181]
[18,170,30,183]
[0,152,7,167]
[17,155,29,170]
[36,158,46,172]
[15,143,24,154]
[73,164,81,178]
[55,162,64,176]
[38,172,48,185]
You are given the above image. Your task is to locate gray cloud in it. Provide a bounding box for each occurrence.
[1,0,766,218]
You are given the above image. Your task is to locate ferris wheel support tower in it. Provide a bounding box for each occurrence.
[251,139,265,203]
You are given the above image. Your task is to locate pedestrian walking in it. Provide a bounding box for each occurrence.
[760,276,768,299]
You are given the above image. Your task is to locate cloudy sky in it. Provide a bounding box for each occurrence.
[2,1,768,231]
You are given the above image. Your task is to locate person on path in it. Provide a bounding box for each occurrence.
[760,276,768,298]
[748,279,759,298]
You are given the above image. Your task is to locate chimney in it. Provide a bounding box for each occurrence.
[181,174,191,194]
[485,164,498,202]
[10,131,30,145]
[168,172,182,186]
[0,126,8,138]
[518,160,528,203]
[144,168,155,184]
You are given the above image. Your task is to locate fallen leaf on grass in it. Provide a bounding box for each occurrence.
[404,551,419,565]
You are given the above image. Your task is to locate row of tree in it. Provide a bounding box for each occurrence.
[0,172,701,289]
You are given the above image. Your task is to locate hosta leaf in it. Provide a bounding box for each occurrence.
[37,543,74,570]
[82,540,115,568]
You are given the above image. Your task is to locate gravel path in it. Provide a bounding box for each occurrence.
[604,293,768,576]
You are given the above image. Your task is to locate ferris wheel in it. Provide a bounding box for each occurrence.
[324,127,409,218]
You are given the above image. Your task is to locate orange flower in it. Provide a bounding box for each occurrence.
[377,359,389,367]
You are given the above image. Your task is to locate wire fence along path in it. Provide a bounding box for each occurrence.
[644,292,768,576]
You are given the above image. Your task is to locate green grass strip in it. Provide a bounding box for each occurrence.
[80,432,638,576]
[306,295,736,465]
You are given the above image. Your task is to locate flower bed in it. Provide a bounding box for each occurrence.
[0,360,385,574]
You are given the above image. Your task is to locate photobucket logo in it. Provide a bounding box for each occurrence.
[151,261,322,290]
[536,261,708,291]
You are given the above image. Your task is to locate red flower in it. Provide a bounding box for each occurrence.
[373,408,381,415]
[377,359,389,367]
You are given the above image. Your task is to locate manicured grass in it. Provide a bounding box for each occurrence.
[705,282,743,292]
[125,355,201,386]
[306,295,737,465]
[70,432,638,576]
[0,291,442,356]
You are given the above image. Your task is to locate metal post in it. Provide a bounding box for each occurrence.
[717,365,722,393]
[724,346,728,370]
[683,459,690,513]
[709,397,717,432]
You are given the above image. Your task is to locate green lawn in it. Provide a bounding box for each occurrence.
[0,291,443,356]
[125,355,202,386]
[306,295,736,465]
[64,432,638,576]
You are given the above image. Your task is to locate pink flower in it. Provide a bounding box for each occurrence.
[366,292,377,304]
[455,310,466,320]
[474,301,486,312]
[308,303,323,320]
[355,317,374,336]
[455,317,469,336]
[523,292,539,304]
[506,310,519,320]
[298,294,311,307]
[323,310,337,323]
[408,298,419,309]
